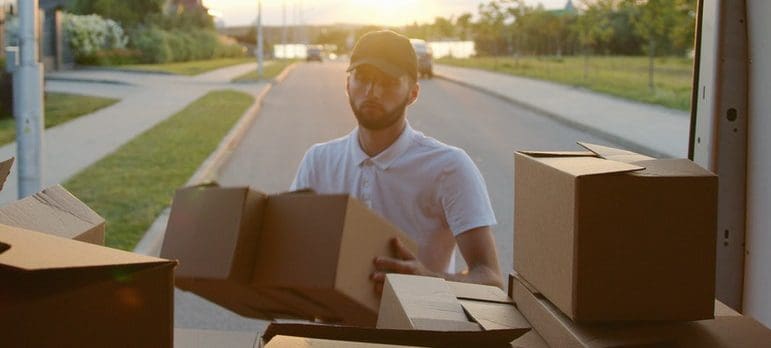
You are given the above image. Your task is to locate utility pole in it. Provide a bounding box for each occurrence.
[10,0,44,198]
[256,0,264,79]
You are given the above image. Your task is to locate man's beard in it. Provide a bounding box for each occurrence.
[349,94,410,131]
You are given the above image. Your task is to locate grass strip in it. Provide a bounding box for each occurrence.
[0,93,119,145]
[64,90,254,250]
[122,57,255,76]
[437,56,693,111]
[233,59,297,82]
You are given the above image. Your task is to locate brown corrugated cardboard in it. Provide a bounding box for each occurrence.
[251,192,417,326]
[263,319,529,348]
[0,185,105,244]
[174,328,260,348]
[510,330,549,348]
[162,185,417,326]
[160,184,307,319]
[510,273,771,348]
[263,335,422,347]
[0,157,13,190]
[377,274,481,331]
[514,143,718,322]
[375,274,531,346]
[0,223,176,347]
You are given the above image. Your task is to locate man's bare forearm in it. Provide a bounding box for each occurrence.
[437,264,503,289]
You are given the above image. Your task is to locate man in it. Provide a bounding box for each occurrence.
[290,30,502,292]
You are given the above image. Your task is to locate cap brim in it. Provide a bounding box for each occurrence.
[346,57,406,79]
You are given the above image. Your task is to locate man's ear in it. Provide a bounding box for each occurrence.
[408,82,420,105]
[345,74,351,97]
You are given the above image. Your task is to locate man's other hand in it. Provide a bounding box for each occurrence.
[370,238,437,295]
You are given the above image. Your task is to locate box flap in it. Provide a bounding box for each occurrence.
[0,185,105,244]
[264,335,421,347]
[263,320,529,348]
[532,156,645,177]
[517,151,596,158]
[447,281,512,304]
[459,299,531,331]
[0,157,13,191]
[376,274,477,331]
[0,224,171,271]
[174,328,260,348]
[577,142,655,163]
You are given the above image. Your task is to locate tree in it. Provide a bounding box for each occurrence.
[456,13,473,41]
[630,0,679,92]
[575,0,615,80]
[474,0,508,57]
[67,0,166,28]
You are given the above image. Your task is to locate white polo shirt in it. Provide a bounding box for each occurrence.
[290,123,496,273]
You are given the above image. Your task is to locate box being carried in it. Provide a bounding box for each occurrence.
[514,143,718,322]
[161,184,418,327]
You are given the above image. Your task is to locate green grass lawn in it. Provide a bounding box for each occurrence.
[0,93,119,145]
[122,57,255,76]
[233,59,297,82]
[437,55,694,111]
[64,90,254,250]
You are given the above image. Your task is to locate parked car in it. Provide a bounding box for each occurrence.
[410,39,433,79]
[306,45,323,62]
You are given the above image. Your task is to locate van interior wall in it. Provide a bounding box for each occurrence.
[744,0,771,329]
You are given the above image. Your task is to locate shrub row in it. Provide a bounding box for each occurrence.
[130,26,244,64]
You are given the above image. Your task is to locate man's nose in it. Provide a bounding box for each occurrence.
[363,80,385,97]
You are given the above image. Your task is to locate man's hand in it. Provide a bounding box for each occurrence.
[371,238,437,295]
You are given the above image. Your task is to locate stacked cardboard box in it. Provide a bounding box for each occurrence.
[510,143,771,347]
[260,274,533,347]
[0,158,176,347]
[161,184,418,327]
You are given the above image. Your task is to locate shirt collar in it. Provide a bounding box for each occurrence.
[349,122,415,170]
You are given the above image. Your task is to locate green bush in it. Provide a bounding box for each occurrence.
[130,27,173,63]
[76,48,142,66]
[130,26,243,63]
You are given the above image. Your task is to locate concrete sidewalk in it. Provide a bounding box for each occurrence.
[0,62,269,204]
[434,64,691,158]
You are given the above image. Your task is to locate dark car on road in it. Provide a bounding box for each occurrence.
[410,39,433,79]
[306,45,323,62]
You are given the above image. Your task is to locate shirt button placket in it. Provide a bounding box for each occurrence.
[362,160,373,208]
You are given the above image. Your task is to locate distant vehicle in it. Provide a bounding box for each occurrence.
[306,45,323,62]
[410,39,433,79]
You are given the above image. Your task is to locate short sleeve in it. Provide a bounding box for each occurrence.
[290,146,316,191]
[438,150,497,236]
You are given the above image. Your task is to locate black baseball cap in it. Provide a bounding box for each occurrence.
[347,30,418,81]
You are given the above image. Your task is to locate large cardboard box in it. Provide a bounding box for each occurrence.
[514,143,717,322]
[159,185,306,319]
[0,185,105,244]
[162,185,417,327]
[510,273,771,348]
[0,223,176,347]
[375,274,530,346]
[263,335,422,347]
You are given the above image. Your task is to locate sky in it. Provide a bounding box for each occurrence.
[202,0,570,27]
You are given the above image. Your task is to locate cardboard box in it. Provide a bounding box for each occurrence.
[0,223,176,347]
[375,274,530,346]
[252,191,417,326]
[262,318,529,348]
[161,185,417,326]
[160,185,305,319]
[0,157,13,190]
[175,328,260,348]
[263,335,422,347]
[0,185,105,244]
[510,273,771,348]
[510,330,549,348]
[514,142,717,322]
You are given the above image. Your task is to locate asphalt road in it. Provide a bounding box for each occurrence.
[174,61,618,332]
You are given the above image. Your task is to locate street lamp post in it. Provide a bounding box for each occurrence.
[256,0,264,79]
[12,0,44,198]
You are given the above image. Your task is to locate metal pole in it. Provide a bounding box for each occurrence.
[257,0,264,79]
[14,0,44,198]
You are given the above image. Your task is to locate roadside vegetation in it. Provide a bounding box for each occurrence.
[64,90,254,250]
[438,55,692,110]
[0,93,119,145]
[233,59,298,82]
[122,57,255,76]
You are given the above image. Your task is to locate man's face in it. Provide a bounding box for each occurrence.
[347,65,418,131]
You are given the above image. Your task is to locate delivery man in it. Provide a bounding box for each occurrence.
[290,30,502,293]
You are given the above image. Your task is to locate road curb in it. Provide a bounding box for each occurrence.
[133,63,299,256]
[434,71,671,159]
